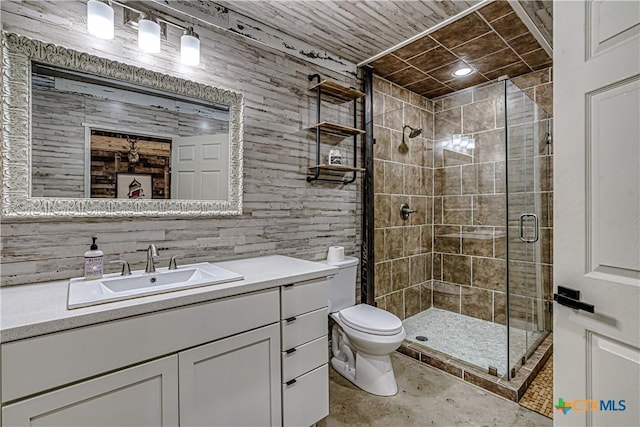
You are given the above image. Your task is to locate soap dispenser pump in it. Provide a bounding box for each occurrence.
[84,237,104,280]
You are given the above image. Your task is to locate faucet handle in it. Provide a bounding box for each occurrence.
[109,260,131,276]
[168,256,179,270]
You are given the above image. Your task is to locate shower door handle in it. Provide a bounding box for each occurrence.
[518,213,539,243]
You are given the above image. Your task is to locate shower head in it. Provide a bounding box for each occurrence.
[399,124,423,154]
[403,124,422,138]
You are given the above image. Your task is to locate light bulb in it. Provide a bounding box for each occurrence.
[461,136,469,148]
[467,138,476,150]
[138,18,161,53]
[452,134,462,147]
[452,67,473,77]
[181,28,200,66]
[87,0,114,40]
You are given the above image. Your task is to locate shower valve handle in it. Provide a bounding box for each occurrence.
[400,203,416,220]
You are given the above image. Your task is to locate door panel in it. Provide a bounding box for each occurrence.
[588,333,640,427]
[171,133,229,200]
[2,355,178,427]
[587,78,640,274]
[179,323,281,427]
[554,1,640,425]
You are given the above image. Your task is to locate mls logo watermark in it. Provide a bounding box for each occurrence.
[555,398,627,415]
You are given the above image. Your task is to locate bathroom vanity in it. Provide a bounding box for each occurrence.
[0,255,336,427]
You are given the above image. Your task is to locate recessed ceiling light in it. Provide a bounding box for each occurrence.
[452,67,473,77]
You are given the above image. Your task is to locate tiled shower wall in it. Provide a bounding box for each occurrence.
[430,68,553,326]
[372,76,434,320]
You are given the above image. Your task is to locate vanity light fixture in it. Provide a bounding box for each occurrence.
[138,15,161,53]
[87,0,114,40]
[87,1,201,65]
[181,27,200,66]
[452,67,473,77]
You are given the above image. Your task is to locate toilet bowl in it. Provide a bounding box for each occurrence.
[324,257,405,396]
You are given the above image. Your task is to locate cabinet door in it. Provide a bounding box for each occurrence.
[2,355,178,427]
[179,323,281,427]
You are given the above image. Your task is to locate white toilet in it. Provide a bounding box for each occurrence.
[324,256,406,396]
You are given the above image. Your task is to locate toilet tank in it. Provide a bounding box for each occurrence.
[323,256,359,313]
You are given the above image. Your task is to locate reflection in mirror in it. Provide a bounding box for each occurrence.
[31,63,230,201]
[1,32,243,217]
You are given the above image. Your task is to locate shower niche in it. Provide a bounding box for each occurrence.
[306,74,365,184]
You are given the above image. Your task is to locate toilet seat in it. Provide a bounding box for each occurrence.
[338,304,403,336]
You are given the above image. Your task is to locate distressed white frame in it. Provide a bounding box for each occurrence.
[1,32,244,218]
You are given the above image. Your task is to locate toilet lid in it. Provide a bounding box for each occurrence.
[339,304,403,336]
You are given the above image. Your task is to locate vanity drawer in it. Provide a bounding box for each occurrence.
[282,364,329,427]
[281,335,328,383]
[281,307,327,350]
[281,277,328,319]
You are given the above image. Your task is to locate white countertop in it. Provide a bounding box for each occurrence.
[1,255,338,343]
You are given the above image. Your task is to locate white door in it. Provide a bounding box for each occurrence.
[554,1,640,426]
[171,133,229,200]
[2,355,179,427]
[178,323,281,427]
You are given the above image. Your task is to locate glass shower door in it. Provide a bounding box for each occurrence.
[505,80,552,378]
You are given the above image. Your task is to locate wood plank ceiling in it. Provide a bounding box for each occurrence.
[214,0,479,63]
[213,0,552,97]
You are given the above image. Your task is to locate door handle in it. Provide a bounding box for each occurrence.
[519,213,539,243]
[553,286,595,313]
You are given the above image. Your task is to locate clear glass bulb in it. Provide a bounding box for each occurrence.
[452,134,462,147]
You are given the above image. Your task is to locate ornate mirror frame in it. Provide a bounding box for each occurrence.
[1,32,244,218]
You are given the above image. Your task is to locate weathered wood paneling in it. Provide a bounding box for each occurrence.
[214,0,478,63]
[1,0,362,286]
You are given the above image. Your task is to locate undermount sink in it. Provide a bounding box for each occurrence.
[67,263,244,309]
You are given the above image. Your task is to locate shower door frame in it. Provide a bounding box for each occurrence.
[504,79,552,380]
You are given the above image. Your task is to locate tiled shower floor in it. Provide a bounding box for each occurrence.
[403,308,542,377]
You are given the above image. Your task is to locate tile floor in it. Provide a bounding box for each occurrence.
[519,356,553,418]
[403,307,543,377]
[319,352,551,427]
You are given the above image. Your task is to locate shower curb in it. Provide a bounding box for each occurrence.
[397,335,553,402]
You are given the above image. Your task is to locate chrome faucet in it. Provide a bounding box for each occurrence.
[145,244,159,273]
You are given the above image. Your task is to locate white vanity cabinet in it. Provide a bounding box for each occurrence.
[0,256,337,427]
[1,288,282,427]
[280,278,329,427]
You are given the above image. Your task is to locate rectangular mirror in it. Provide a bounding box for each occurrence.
[2,32,244,217]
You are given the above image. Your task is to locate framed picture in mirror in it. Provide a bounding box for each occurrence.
[116,173,153,199]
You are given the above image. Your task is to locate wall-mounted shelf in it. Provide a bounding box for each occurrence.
[308,164,365,173]
[307,74,365,184]
[308,122,366,138]
[309,80,365,102]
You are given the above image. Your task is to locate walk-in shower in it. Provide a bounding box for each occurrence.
[371,76,553,383]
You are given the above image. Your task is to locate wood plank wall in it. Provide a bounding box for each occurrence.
[0,0,362,286]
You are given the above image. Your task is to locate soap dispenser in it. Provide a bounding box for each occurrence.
[84,237,104,280]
